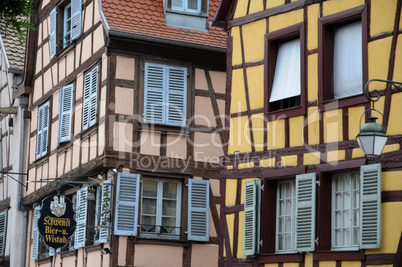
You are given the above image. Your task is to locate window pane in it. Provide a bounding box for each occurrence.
[163,182,177,199]
[162,200,176,216]
[172,0,183,9]
[162,217,176,234]
[187,0,198,10]
[142,198,157,215]
[141,216,156,232]
[143,180,158,197]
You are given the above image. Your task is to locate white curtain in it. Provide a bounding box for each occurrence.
[270,38,301,102]
[333,21,362,99]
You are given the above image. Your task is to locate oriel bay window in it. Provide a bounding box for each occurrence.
[114,173,210,241]
[264,23,306,119]
[318,5,368,110]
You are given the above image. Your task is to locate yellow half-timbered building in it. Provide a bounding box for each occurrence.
[213,0,402,266]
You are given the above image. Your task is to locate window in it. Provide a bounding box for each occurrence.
[49,0,82,59]
[264,23,306,119]
[82,66,99,131]
[36,102,50,159]
[165,0,209,31]
[114,173,210,241]
[332,171,360,250]
[317,162,382,256]
[276,180,296,253]
[0,211,6,257]
[318,5,368,110]
[58,84,74,143]
[140,178,182,238]
[244,172,316,256]
[143,63,187,127]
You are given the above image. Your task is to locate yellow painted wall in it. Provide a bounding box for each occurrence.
[242,20,266,63]
[322,0,364,17]
[382,171,402,191]
[370,0,398,36]
[269,9,304,32]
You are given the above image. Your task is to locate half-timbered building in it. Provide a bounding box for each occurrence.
[19,0,227,266]
[213,0,402,266]
[0,27,28,267]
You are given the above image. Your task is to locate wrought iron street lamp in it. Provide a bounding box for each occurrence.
[356,79,402,157]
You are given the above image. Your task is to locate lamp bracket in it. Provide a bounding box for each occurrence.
[364,79,402,108]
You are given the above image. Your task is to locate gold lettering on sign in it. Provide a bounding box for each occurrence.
[43,216,71,227]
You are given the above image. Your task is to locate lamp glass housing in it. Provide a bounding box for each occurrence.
[356,116,388,157]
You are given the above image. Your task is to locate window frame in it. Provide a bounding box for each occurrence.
[264,23,306,121]
[166,0,208,15]
[63,3,72,48]
[139,177,182,240]
[318,5,368,112]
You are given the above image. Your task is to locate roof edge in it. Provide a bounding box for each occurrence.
[99,0,110,33]
[108,29,226,53]
[0,34,11,70]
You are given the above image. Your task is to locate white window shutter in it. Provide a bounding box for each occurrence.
[244,179,261,256]
[37,102,50,159]
[74,187,88,249]
[0,212,6,257]
[59,84,74,143]
[32,208,40,260]
[114,173,140,236]
[70,0,82,40]
[83,66,98,130]
[188,179,209,241]
[98,180,112,243]
[144,63,165,124]
[167,66,187,127]
[49,8,57,59]
[360,163,382,249]
[295,172,316,252]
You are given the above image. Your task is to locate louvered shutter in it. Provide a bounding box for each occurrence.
[83,66,98,130]
[59,84,74,143]
[0,212,6,257]
[188,179,209,241]
[74,187,88,249]
[98,180,112,243]
[114,173,140,236]
[32,208,40,260]
[295,173,316,252]
[36,102,50,159]
[70,0,82,40]
[49,8,57,59]
[360,163,382,249]
[244,179,261,256]
[144,63,165,124]
[167,66,187,126]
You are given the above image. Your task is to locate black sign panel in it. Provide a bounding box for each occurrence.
[38,195,76,249]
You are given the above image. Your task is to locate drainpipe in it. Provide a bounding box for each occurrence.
[18,95,28,267]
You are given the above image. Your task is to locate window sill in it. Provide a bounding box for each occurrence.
[52,40,76,62]
[265,105,306,121]
[319,94,367,112]
[258,253,303,263]
[61,249,76,258]
[314,249,365,261]
[85,244,102,253]
[80,123,98,139]
[139,233,181,241]
[166,9,208,18]
[139,122,189,134]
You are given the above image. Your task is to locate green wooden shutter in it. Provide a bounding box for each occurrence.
[114,173,140,236]
[188,179,209,241]
[59,84,74,143]
[98,180,112,243]
[0,212,6,257]
[144,63,165,124]
[70,0,82,40]
[295,173,316,252]
[360,163,382,249]
[32,208,40,260]
[49,8,57,59]
[244,179,261,256]
[74,187,88,249]
[166,66,187,126]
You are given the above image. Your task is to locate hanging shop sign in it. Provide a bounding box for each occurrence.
[38,195,76,249]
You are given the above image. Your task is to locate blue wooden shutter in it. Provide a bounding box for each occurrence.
[295,173,316,252]
[244,179,261,256]
[36,102,50,159]
[0,212,6,257]
[188,179,209,241]
[49,8,57,59]
[59,84,74,143]
[144,63,165,124]
[98,180,112,243]
[74,187,88,249]
[70,0,82,40]
[83,66,98,130]
[167,66,187,126]
[360,163,382,249]
[32,208,40,260]
[114,173,140,236]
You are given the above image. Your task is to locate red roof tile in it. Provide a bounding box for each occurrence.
[102,0,227,49]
